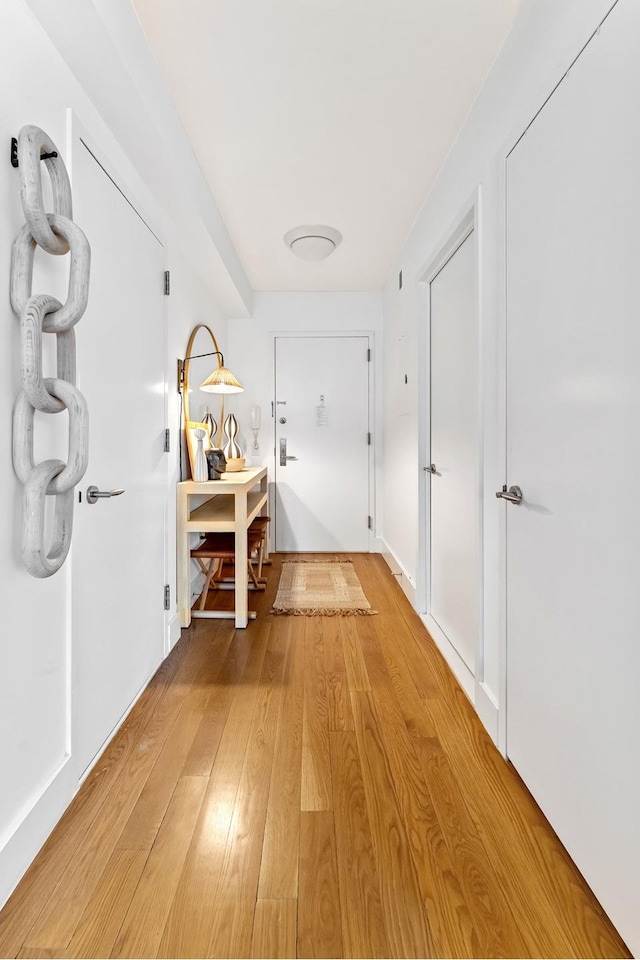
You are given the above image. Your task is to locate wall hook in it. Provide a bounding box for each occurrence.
[11,136,57,168]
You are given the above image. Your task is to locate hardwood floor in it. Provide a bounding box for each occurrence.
[0,554,629,959]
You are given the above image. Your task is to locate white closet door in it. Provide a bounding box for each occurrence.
[72,139,166,774]
[429,232,479,673]
[505,4,640,953]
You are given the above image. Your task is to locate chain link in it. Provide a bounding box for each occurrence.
[11,125,91,578]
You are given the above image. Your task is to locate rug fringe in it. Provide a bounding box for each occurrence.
[281,558,353,564]
[272,607,377,616]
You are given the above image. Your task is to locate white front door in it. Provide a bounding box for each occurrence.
[429,232,479,673]
[72,136,167,774]
[274,336,370,552]
[505,5,640,953]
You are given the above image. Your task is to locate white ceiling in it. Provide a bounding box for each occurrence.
[131,0,520,292]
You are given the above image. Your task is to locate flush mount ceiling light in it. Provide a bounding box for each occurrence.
[284,224,342,262]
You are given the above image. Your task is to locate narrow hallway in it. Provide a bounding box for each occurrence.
[0,556,627,959]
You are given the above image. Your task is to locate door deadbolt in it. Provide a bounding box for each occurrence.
[279,417,287,424]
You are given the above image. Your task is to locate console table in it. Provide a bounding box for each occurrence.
[177,466,268,629]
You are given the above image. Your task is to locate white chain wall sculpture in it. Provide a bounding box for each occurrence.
[10,125,90,578]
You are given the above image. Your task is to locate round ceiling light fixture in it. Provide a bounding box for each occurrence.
[284,224,342,262]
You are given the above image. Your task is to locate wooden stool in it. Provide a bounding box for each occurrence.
[191,526,265,612]
[248,515,270,581]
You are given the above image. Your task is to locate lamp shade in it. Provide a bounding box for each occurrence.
[199,365,244,394]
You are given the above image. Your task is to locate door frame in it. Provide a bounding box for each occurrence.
[270,330,376,553]
[417,187,485,706]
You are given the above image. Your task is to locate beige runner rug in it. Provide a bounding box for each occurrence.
[272,559,377,616]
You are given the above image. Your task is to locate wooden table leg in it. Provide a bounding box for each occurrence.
[177,487,191,628]
[261,472,270,562]
[235,489,249,628]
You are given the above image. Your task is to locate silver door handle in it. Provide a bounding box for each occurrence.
[86,485,125,505]
[279,438,299,466]
[424,463,437,474]
[495,484,523,505]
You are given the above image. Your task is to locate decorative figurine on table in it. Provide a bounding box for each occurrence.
[193,428,208,482]
[206,448,227,480]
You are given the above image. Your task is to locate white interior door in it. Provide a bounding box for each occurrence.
[72,138,167,774]
[505,5,640,953]
[274,336,370,552]
[429,232,479,673]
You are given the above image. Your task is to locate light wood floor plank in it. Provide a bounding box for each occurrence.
[64,849,148,959]
[116,625,233,851]
[250,899,297,960]
[16,949,67,958]
[156,624,270,959]
[207,626,288,959]
[418,735,532,957]
[352,616,476,957]
[427,696,627,959]
[330,731,389,959]
[356,560,439,739]
[19,630,225,953]
[340,617,371,692]
[324,618,354,731]
[110,776,207,958]
[298,811,343,959]
[350,690,435,958]
[301,618,332,811]
[257,618,304,900]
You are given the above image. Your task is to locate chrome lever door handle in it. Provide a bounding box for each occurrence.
[424,463,437,474]
[495,484,523,505]
[86,486,125,505]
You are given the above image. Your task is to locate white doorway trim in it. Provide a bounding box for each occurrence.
[416,188,489,718]
[269,330,376,552]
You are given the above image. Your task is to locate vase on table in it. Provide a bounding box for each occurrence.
[202,406,217,445]
[223,414,242,459]
[193,428,208,482]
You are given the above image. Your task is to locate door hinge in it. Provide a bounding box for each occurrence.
[368,515,373,530]
[367,348,371,362]
[164,270,170,295]
[367,432,372,446]
[164,428,171,453]
[164,584,171,610]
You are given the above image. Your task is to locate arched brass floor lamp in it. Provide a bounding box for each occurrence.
[178,324,243,478]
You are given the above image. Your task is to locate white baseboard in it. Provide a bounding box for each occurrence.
[379,540,500,746]
[167,613,181,652]
[380,540,417,606]
[475,680,499,745]
[0,654,164,912]
[421,613,475,703]
[0,756,75,910]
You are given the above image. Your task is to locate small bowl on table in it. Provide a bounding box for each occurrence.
[225,457,245,473]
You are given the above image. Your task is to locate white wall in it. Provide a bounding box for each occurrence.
[226,291,384,539]
[0,0,229,907]
[165,254,227,645]
[381,0,617,737]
